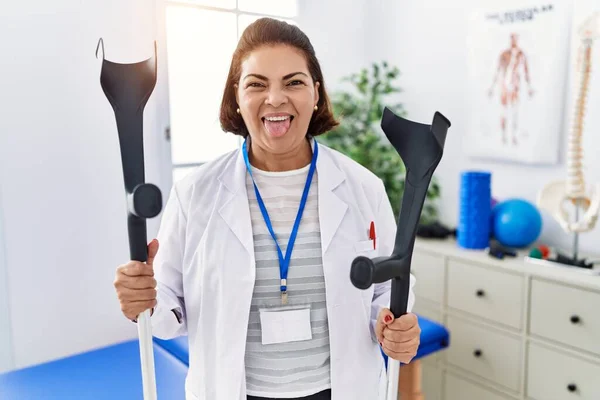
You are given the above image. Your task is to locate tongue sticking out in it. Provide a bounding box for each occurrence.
[263,118,291,137]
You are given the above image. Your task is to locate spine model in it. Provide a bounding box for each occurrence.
[536,13,600,236]
[566,38,592,204]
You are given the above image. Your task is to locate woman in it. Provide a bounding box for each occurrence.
[114,18,420,400]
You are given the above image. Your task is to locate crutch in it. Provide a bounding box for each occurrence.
[96,38,163,400]
[350,107,450,400]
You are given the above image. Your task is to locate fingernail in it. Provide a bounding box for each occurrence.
[384,315,392,323]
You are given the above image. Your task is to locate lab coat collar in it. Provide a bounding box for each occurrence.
[217,136,348,255]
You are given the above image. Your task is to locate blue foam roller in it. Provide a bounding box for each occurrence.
[457,171,491,249]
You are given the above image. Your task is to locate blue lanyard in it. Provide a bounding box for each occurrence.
[242,138,318,304]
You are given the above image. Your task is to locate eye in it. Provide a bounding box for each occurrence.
[288,80,305,86]
[246,82,264,88]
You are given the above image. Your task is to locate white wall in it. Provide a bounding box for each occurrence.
[363,0,600,256]
[297,0,369,91]
[0,0,171,371]
[0,190,12,372]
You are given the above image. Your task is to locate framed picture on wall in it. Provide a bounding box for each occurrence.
[465,1,572,164]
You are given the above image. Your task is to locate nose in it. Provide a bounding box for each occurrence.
[265,85,288,108]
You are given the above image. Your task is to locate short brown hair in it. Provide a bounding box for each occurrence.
[219,18,339,137]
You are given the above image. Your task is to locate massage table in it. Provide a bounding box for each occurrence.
[0,314,448,399]
[0,340,187,400]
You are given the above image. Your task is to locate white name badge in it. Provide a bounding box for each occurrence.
[259,306,312,345]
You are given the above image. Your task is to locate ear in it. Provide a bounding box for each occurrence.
[234,83,240,106]
[314,81,320,107]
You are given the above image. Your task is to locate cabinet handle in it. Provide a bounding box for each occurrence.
[475,289,485,297]
[473,349,482,357]
[567,383,577,392]
[570,315,581,324]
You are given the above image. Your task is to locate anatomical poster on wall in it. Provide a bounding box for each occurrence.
[465,1,572,164]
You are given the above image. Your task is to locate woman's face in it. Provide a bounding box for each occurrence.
[235,44,319,154]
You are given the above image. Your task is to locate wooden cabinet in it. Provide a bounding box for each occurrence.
[412,251,445,305]
[412,238,600,400]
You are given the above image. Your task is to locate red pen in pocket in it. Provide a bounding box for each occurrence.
[369,221,376,250]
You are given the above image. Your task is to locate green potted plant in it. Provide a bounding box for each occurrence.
[320,61,441,224]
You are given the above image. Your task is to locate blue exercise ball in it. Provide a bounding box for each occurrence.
[491,198,542,248]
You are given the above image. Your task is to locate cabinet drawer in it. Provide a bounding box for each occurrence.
[527,342,600,400]
[530,278,600,356]
[412,251,445,304]
[447,259,524,329]
[445,316,522,392]
[421,363,442,400]
[412,300,442,324]
[444,373,514,400]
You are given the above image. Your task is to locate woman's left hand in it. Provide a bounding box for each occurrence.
[375,309,421,364]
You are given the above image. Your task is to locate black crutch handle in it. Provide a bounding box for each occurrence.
[350,107,450,318]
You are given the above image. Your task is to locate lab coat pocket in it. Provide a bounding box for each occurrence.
[354,239,376,254]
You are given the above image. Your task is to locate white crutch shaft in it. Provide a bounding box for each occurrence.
[386,359,400,400]
[137,309,157,400]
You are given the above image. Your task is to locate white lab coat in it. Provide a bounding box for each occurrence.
[150,139,415,400]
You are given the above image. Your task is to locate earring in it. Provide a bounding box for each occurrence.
[236,108,240,114]
[314,105,318,111]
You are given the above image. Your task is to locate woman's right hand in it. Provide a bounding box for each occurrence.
[114,239,159,321]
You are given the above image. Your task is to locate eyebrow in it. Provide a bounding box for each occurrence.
[243,72,309,81]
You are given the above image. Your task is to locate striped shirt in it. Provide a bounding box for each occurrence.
[244,162,331,398]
